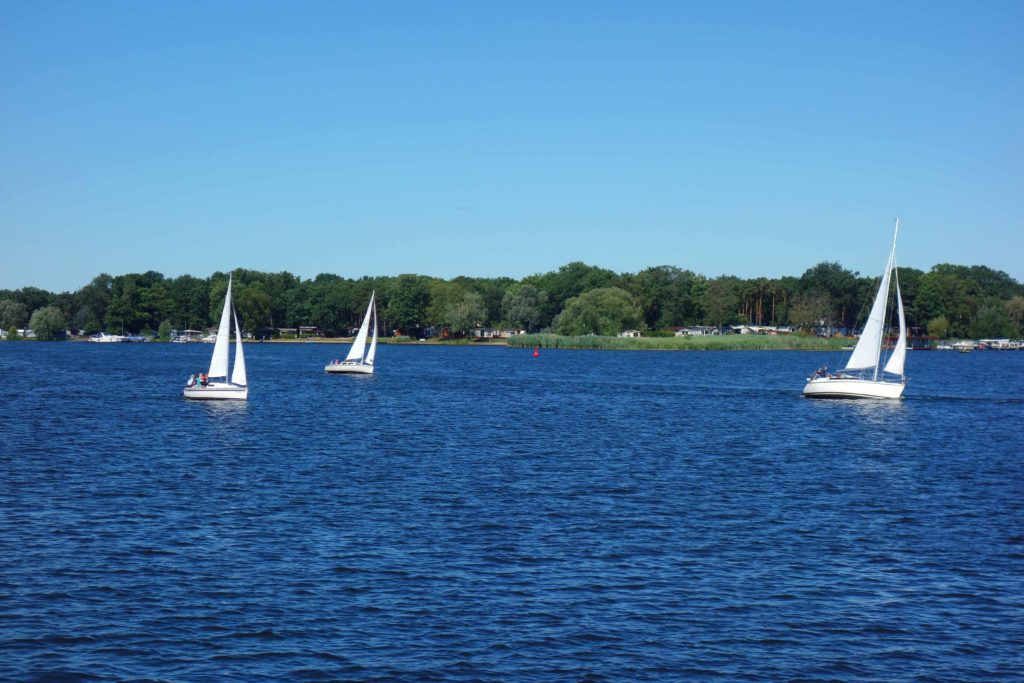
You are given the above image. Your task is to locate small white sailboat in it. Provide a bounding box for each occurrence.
[803,220,908,399]
[184,274,248,400]
[326,292,377,375]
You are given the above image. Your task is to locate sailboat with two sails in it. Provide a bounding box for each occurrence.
[326,292,377,375]
[183,274,248,400]
[803,220,908,399]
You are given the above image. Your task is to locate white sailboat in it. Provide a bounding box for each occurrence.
[803,219,908,399]
[183,274,248,400]
[326,292,377,375]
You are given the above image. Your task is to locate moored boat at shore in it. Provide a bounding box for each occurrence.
[89,332,125,343]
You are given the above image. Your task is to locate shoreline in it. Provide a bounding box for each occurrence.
[57,335,856,351]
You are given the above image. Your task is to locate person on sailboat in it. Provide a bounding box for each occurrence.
[186,374,196,388]
[200,373,208,387]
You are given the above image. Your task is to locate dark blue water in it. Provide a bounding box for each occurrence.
[2,343,1022,682]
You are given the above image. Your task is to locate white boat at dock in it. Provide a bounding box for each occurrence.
[89,332,125,343]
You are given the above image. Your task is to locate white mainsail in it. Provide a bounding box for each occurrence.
[345,292,374,363]
[209,276,233,378]
[231,308,247,386]
[366,294,378,366]
[883,280,907,376]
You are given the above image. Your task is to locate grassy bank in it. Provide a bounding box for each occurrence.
[261,336,507,346]
[507,333,850,351]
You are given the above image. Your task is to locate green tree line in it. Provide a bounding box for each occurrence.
[2,261,1022,340]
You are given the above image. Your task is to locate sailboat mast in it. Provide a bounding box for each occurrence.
[872,219,899,381]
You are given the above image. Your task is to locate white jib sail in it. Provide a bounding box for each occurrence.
[209,275,233,378]
[883,280,907,376]
[845,225,898,371]
[366,293,377,366]
[844,258,891,370]
[231,308,247,386]
[346,294,373,363]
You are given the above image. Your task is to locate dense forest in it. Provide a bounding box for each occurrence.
[2,261,1023,341]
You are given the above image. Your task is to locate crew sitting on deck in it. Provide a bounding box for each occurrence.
[813,365,828,378]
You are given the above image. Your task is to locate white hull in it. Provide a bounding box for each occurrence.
[325,362,374,375]
[803,376,905,399]
[183,382,248,400]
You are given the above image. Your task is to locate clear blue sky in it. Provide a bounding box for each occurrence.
[2,1,1021,292]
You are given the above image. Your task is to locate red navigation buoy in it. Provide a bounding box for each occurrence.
[533,347,540,358]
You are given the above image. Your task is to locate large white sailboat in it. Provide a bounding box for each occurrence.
[803,220,908,399]
[326,292,377,375]
[183,274,248,400]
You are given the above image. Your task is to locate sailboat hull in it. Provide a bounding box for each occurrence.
[183,382,249,400]
[803,376,905,399]
[325,363,374,375]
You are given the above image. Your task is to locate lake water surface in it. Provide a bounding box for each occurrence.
[1,343,1023,681]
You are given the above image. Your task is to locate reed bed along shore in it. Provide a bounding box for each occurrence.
[507,333,850,351]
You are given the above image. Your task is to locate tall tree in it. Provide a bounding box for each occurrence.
[632,266,702,329]
[798,262,860,328]
[702,276,741,330]
[501,284,548,332]
[0,299,29,330]
[12,287,54,314]
[927,316,951,339]
[525,262,616,327]
[76,274,113,324]
[29,306,66,340]
[384,274,431,334]
[974,304,1014,338]
[104,277,141,333]
[554,287,642,336]
[236,285,273,332]
[445,291,487,335]
[73,306,101,334]
[914,269,980,337]
[1006,296,1024,336]
[789,292,834,331]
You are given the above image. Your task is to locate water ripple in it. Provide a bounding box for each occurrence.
[1,344,1022,681]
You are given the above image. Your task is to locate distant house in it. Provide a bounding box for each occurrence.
[736,325,793,335]
[471,327,501,339]
[172,329,205,342]
[618,329,642,338]
[421,326,438,338]
[674,326,716,337]
[277,327,298,336]
[298,325,321,337]
[502,328,526,337]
